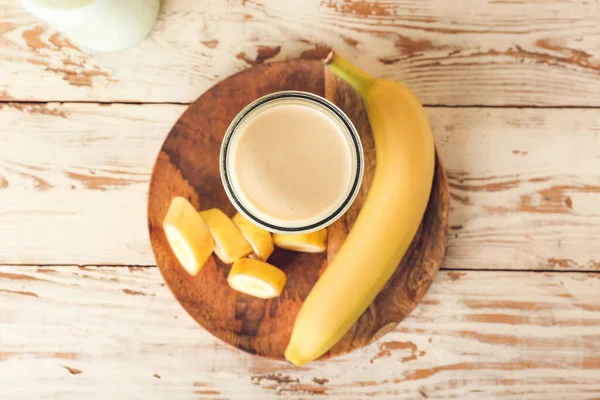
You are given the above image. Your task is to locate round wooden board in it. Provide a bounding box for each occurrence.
[148,59,449,361]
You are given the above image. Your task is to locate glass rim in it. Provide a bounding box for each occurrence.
[220,91,364,234]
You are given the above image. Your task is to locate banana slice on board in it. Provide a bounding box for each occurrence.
[163,197,215,275]
[232,213,274,261]
[273,229,328,253]
[227,258,287,299]
[199,209,253,264]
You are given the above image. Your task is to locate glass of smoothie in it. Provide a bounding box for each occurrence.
[18,0,160,52]
[220,91,364,234]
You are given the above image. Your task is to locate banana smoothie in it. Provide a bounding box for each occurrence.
[221,92,364,233]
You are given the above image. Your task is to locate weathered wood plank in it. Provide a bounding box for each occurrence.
[435,108,600,271]
[1,0,599,105]
[1,266,599,399]
[0,103,598,269]
[0,103,185,265]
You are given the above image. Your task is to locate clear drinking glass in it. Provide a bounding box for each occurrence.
[18,0,160,52]
[220,91,365,234]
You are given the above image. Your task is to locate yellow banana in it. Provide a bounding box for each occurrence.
[228,258,287,299]
[199,209,253,264]
[273,229,327,253]
[232,213,274,261]
[284,53,435,366]
[162,197,215,276]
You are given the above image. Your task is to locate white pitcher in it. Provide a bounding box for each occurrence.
[18,0,161,52]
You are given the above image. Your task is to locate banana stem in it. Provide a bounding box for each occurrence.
[324,52,374,96]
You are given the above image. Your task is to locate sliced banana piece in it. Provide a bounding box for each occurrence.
[232,213,274,261]
[163,197,215,275]
[199,209,253,263]
[273,229,328,253]
[227,258,287,299]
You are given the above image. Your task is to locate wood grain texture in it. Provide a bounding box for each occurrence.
[147,60,449,359]
[1,0,600,105]
[0,102,185,265]
[0,103,599,269]
[1,266,599,399]
[436,108,600,272]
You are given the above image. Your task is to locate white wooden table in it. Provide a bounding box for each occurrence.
[1,0,600,398]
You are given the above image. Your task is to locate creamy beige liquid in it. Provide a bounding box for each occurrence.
[230,100,354,225]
